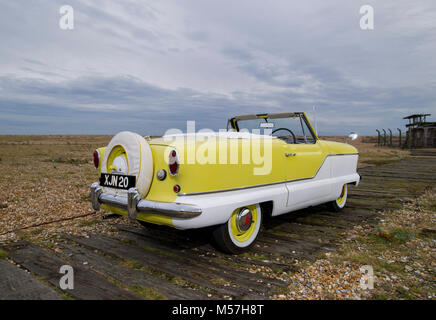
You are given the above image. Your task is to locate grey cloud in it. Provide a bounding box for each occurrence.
[0,1,435,136]
[1,73,434,135]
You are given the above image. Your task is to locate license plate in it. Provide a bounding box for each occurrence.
[100,173,136,190]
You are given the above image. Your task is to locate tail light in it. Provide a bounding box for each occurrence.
[93,150,100,169]
[168,149,179,176]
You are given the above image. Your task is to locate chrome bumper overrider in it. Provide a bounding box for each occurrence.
[90,182,202,220]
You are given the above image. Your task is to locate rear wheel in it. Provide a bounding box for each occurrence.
[330,184,348,212]
[213,204,262,254]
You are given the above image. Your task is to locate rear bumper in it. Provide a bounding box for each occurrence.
[90,182,202,220]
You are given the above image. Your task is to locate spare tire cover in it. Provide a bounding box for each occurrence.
[101,131,153,198]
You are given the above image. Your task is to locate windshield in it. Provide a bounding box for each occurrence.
[234,114,316,144]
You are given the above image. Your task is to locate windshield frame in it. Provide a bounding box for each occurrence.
[227,112,318,143]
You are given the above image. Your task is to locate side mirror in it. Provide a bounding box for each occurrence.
[348,132,358,141]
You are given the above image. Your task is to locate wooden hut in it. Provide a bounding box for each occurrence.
[404,114,436,148]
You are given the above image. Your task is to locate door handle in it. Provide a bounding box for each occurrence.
[285,153,296,157]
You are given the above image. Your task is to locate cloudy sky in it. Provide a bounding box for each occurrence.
[0,0,435,135]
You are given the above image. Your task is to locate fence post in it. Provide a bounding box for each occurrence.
[388,129,393,147]
[382,129,387,146]
[397,128,402,147]
[376,129,381,146]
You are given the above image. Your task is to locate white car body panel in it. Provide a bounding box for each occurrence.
[172,154,359,230]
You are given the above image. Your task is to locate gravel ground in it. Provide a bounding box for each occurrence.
[272,189,436,300]
[0,135,119,243]
[1,135,433,300]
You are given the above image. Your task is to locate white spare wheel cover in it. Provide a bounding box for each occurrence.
[101,131,153,198]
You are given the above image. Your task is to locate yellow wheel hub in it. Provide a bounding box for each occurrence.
[230,205,257,242]
[107,145,129,174]
[336,185,346,205]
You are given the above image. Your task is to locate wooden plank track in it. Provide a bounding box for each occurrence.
[55,241,206,300]
[2,241,142,300]
[0,259,63,300]
[2,157,435,299]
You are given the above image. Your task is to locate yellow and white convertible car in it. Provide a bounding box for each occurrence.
[90,112,360,253]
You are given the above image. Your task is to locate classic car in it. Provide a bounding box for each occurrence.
[90,112,360,253]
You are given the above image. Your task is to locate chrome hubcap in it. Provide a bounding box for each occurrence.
[236,207,253,233]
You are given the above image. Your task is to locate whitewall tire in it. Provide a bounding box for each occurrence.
[213,204,262,254]
[330,184,348,212]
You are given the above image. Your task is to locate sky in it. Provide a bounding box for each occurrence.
[0,0,435,135]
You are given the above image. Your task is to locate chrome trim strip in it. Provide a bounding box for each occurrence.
[178,153,359,196]
[178,178,301,196]
[90,183,202,219]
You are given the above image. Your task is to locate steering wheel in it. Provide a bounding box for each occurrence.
[272,128,296,144]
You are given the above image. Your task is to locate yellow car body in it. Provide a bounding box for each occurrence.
[90,112,360,252]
